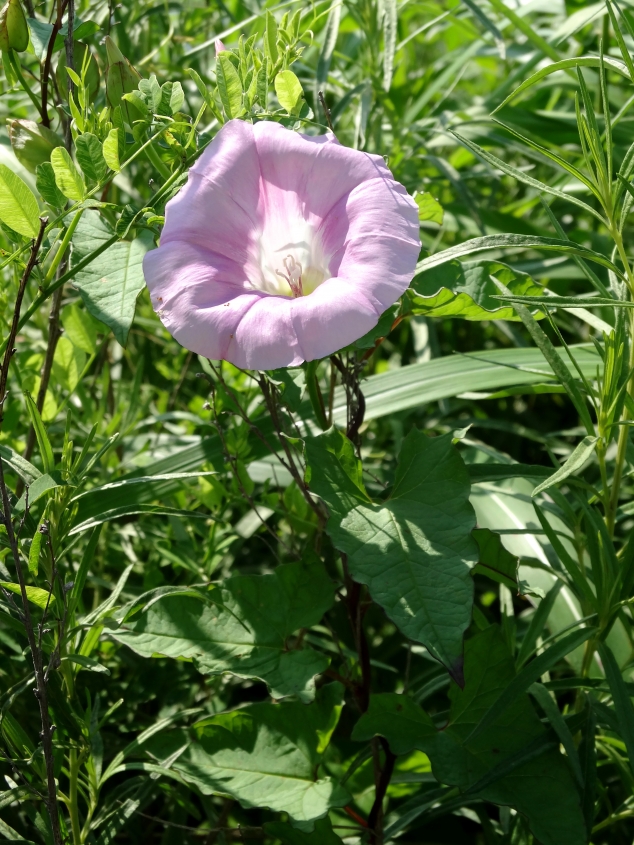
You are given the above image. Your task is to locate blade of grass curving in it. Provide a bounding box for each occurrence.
[492,118,601,199]
[416,235,622,277]
[607,1,634,88]
[460,0,505,58]
[600,48,613,184]
[492,282,595,435]
[532,436,599,497]
[528,682,584,786]
[492,56,631,114]
[540,198,611,297]
[484,0,559,61]
[466,627,596,743]
[315,0,341,99]
[516,580,564,668]
[492,295,633,308]
[598,643,634,778]
[533,502,596,604]
[576,67,608,183]
[450,131,606,224]
[24,393,54,474]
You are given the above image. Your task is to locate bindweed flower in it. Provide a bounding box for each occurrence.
[143,120,421,369]
[214,39,226,55]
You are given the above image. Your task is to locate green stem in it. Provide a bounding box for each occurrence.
[0,234,119,358]
[69,748,81,845]
[606,225,634,535]
[145,139,171,180]
[44,209,84,287]
[7,50,44,115]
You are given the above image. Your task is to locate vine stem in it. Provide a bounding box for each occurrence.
[0,219,47,423]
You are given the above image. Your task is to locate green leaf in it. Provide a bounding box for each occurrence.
[61,654,110,674]
[0,163,40,238]
[61,302,101,354]
[0,582,54,610]
[0,444,41,485]
[472,527,518,590]
[216,53,243,119]
[415,191,444,224]
[598,643,634,778]
[467,626,596,743]
[71,214,151,346]
[496,285,595,435]
[264,10,278,66]
[450,131,604,223]
[308,429,477,677]
[416,234,621,278]
[15,472,62,513]
[275,69,304,113]
[28,525,43,576]
[264,819,343,844]
[354,625,587,845]
[315,0,341,93]
[409,259,544,321]
[23,392,54,473]
[111,560,334,701]
[492,55,631,114]
[75,132,109,184]
[35,161,66,209]
[51,335,87,392]
[50,147,86,201]
[102,129,121,172]
[532,436,598,497]
[156,683,349,821]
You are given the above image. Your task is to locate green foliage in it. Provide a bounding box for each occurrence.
[3,1,634,843]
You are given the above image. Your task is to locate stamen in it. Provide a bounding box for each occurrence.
[275,254,303,297]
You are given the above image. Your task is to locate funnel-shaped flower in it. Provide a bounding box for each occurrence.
[143,120,420,369]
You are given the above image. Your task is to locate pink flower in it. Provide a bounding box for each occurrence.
[143,120,420,370]
[214,39,226,55]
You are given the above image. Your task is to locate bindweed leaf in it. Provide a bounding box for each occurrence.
[354,626,587,845]
[308,428,477,678]
[472,528,519,590]
[152,683,349,821]
[111,560,334,701]
[409,259,544,321]
[0,163,40,238]
[264,819,344,844]
[71,214,151,346]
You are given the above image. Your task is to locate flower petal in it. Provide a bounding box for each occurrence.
[160,120,260,264]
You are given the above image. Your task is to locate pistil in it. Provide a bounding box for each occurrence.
[275,255,303,298]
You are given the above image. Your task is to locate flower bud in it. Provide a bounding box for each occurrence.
[8,119,63,172]
[57,42,100,102]
[0,0,29,53]
[215,39,226,55]
[105,36,142,126]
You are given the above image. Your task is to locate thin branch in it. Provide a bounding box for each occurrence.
[0,218,47,427]
[41,0,67,127]
[0,459,62,845]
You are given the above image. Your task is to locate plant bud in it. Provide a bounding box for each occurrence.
[8,119,63,172]
[105,36,142,126]
[215,39,226,55]
[57,42,100,102]
[0,0,29,53]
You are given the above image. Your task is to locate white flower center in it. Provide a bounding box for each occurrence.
[247,218,330,298]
